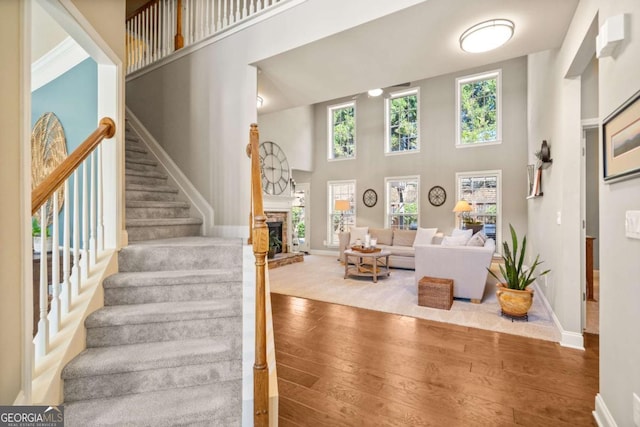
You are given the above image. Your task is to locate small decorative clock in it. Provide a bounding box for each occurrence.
[428,185,446,207]
[258,141,290,195]
[363,189,378,207]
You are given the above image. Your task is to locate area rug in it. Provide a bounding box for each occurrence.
[269,254,561,342]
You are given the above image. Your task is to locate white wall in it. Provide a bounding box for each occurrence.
[258,105,314,172]
[528,0,640,424]
[126,0,426,233]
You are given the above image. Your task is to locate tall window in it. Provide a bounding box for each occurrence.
[385,89,419,154]
[328,102,356,160]
[327,180,355,246]
[455,170,502,244]
[385,176,419,230]
[456,70,501,146]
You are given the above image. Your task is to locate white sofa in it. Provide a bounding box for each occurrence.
[414,239,495,303]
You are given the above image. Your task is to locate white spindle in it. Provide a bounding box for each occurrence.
[206,0,212,36]
[97,146,104,252]
[133,16,138,71]
[82,162,89,280]
[196,0,202,42]
[49,192,61,337]
[89,151,97,267]
[153,3,158,62]
[144,8,149,66]
[242,0,248,20]
[234,0,239,23]
[171,0,176,51]
[35,204,49,358]
[252,0,256,14]
[217,0,222,31]
[71,170,81,298]
[223,0,228,27]
[61,179,71,315]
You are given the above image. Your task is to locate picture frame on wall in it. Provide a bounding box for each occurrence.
[603,89,640,183]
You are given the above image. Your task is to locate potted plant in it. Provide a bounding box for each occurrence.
[32,217,52,253]
[488,224,550,318]
[268,230,282,259]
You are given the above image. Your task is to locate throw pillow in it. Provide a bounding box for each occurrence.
[451,228,473,240]
[369,228,393,246]
[441,235,471,246]
[412,227,438,247]
[349,226,369,245]
[393,229,417,247]
[466,232,487,247]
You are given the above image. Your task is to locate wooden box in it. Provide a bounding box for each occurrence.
[418,276,453,310]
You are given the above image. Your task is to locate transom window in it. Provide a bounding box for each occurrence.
[385,176,419,230]
[327,180,355,246]
[328,102,356,160]
[455,170,502,245]
[456,70,501,146]
[385,89,419,154]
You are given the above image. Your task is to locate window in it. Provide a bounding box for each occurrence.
[456,70,501,146]
[385,176,419,230]
[327,180,356,246]
[328,102,356,160]
[455,170,502,245]
[385,89,419,153]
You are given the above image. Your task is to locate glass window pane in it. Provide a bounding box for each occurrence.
[330,104,355,159]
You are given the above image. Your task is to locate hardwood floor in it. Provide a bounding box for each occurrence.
[271,293,599,427]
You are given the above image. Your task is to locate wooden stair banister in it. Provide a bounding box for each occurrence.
[32,117,115,215]
[247,123,269,426]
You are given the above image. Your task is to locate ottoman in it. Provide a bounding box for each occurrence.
[418,276,453,310]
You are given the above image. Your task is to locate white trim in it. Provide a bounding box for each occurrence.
[327,101,356,161]
[533,282,585,349]
[593,394,618,427]
[309,249,340,256]
[31,36,89,91]
[384,175,420,229]
[455,69,502,147]
[384,88,420,154]
[327,180,356,246]
[125,106,216,236]
[126,0,309,81]
[581,117,600,128]
[454,169,502,245]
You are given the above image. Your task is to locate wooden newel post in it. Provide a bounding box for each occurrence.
[174,0,184,50]
[250,123,270,426]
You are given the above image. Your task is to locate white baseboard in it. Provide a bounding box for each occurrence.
[309,249,340,257]
[31,36,89,91]
[125,107,215,235]
[532,282,584,349]
[593,393,618,427]
[212,225,250,240]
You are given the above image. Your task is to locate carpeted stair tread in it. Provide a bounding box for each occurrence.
[125,184,178,194]
[85,299,241,328]
[103,269,239,289]
[125,169,168,179]
[129,236,241,247]
[64,380,241,427]
[62,337,240,379]
[126,200,190,209]
[126,157,157,166]
[125,144,147,154]
[126,217,203,227]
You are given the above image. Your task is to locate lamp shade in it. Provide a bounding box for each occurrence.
[334,200,350,211]
[452,200,472,213]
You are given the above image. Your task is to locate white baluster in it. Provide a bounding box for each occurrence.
[97,146,104,252]
[153,3,158,62]
[49,192,61,337]
[251,0,256,14]
[82,161,89,280]
[234,0,239,23]
[223,0,228,27]
[71,170,81,298]
[90,151,97,266]
[133,16,138,71]
[207,0,213,35]
[35,204,49,358]
[171,0,176,51]
[144,8,148,66]
[242,0,247,19]
[61,180,71,315]
[217,0,222,31]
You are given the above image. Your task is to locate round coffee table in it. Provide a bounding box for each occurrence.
[343,249,391,283]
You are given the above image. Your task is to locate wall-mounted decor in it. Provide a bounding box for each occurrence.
[258,141,290,195]
[603,89,640,182]
[428,185,446,206]
[527,164,542,198]
[31,112,68,223]
[535,140,553,169]
[363,189,378,207]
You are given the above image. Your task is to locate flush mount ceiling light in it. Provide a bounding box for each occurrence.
[367,88,384,97]
[460,19,514,53]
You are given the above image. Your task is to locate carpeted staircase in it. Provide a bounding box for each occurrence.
[62,121,243,426]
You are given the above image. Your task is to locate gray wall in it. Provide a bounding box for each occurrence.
[258,105,314,172]
[307,57,529,250]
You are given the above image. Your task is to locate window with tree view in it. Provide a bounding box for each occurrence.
[386,90,419,153]
[328,102,355,159]
[327,181,355,246]
[455,170,501,245]
[385,176,419,230]
[457,70,501,146]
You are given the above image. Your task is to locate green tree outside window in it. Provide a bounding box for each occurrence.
[460,77,497,144]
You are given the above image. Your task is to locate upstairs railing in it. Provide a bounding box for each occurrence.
[31,117,115,360]
[126,0,289,74]
[247,123,269,426]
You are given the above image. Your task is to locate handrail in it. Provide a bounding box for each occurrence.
[247,123,269,426]
[126,0,160,21]
[32,117,115,215]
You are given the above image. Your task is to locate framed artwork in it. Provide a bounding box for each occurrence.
[603,89,640,182]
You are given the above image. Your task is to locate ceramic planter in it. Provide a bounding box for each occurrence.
[496,283,533,318]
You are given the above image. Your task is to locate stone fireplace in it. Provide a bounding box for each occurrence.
[263,195,294,253]
[266,218,285,254]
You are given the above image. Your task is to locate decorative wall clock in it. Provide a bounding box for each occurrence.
[363,189,378,207]
[258,141,290,195]
[428,185,446,206]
